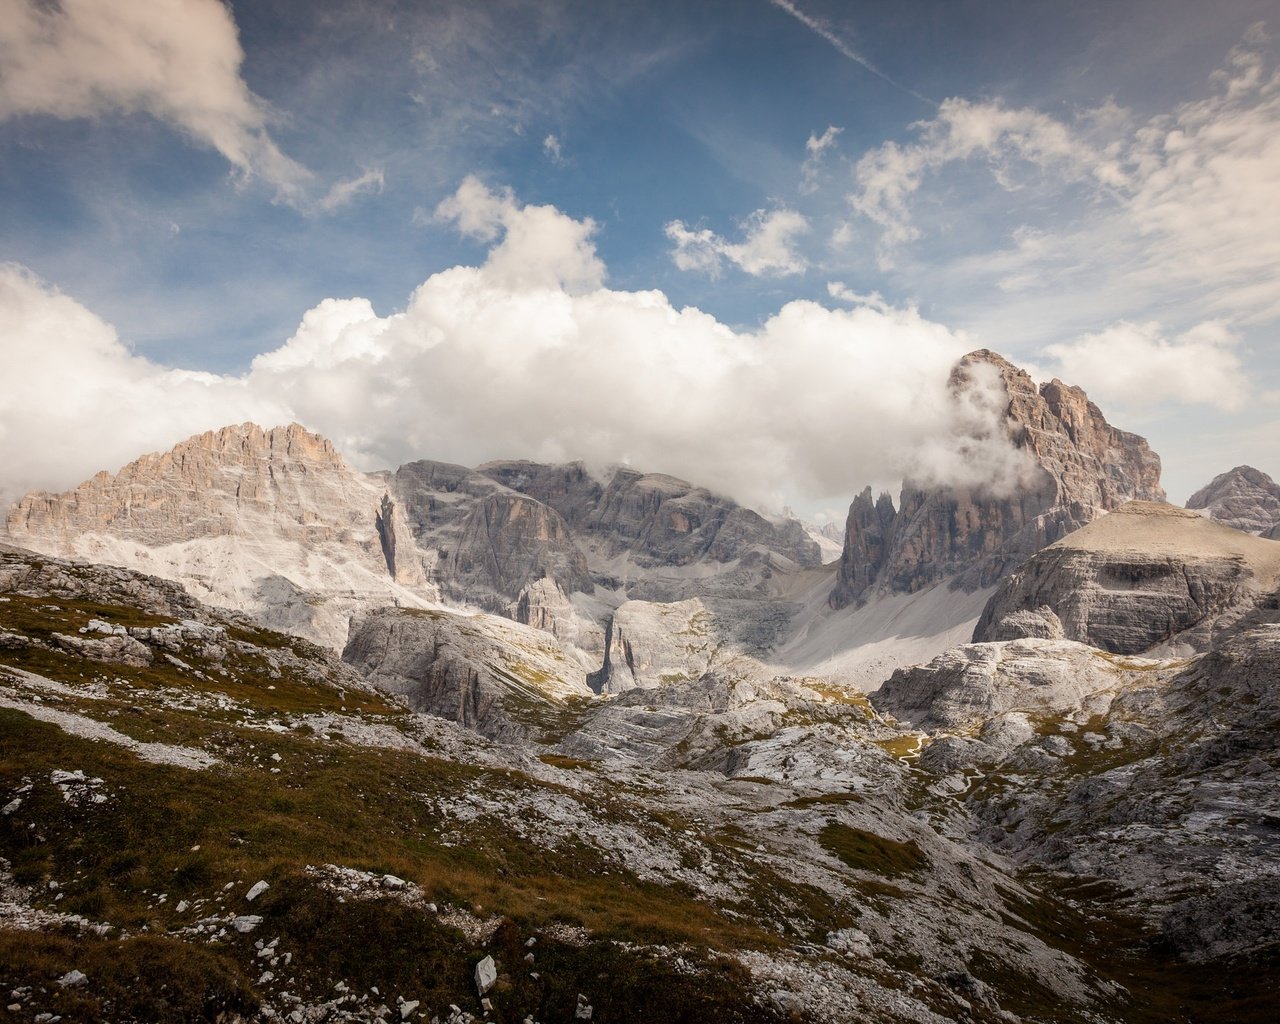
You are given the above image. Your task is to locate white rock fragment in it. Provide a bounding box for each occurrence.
[176,900,189,913]
[57,970,87,988]
[246,880,270,902]
[399,1000,419,1019]
[1,798,20,816]
[575,993,593,1020]
[232,915,263,933]
[475,955,497,996]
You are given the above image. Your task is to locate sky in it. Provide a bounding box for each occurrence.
[1,0,1277,522]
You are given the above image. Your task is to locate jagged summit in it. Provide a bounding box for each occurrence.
[1186,464,1280,535]
[830,349,1165,609]
[6,422,356,545]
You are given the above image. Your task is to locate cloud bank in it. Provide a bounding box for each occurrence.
[0,181,1042,511]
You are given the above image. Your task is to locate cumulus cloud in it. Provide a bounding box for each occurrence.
[0,0,310,200]
[1044,320,1249,413]
[665,208,810,277]
[435,176,604,292]
[0,182,1038,511]
[0,263,287,502]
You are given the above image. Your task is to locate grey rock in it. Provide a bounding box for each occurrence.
[974,502,1280,653]
[1186,465,1280,535]
[474,955,497,996]
[342,607,591,740]
[832,350,1164,609]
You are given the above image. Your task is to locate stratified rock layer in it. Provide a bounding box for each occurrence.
[974,501,1280,653]
[1185,465,1280,535]
[831,350,1165,609]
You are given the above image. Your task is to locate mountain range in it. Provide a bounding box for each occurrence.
[1,348,1277,1023]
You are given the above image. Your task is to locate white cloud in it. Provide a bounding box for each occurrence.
[0,263,286,503]
[848,27,1280,323]
[0,0,310,200]
[801,125,842,194]
[543,133,565,164]
[851,97,1124,265]
[1044,320,1249,413]
[0,185,1034,511]
[318,169,385,213]
[665,208,810,277]
[435,176,604,292]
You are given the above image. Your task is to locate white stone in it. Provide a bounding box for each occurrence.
[246,880,270,901]
[474,955,497,995]
[57,970,87,988]
[232,915,263,933]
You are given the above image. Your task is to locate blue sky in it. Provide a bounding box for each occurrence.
[1,0,1277,516]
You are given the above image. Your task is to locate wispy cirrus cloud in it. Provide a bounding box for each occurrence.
[800,124,842,194]
[847,25,1280,326]
[768,0,933,105]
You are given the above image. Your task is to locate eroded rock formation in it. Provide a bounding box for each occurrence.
[831,350,1165,609]
[973,501,1280,654]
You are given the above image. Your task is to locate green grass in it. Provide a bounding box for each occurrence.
[818,823,928,878]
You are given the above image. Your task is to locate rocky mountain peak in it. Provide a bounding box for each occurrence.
[1186,465,1280,535]
[831,350,1165,609]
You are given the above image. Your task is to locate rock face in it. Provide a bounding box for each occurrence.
[4,428,822,655]
[872,638,1166,733]
[1185,465,1280,535]
[4,424,439,647]
[974,501,1280,654]
[831,350,1165,609]
[341,606,592,740]
[479,461,822,580]
[589,599,719,693]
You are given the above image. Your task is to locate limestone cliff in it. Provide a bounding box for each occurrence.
[831,350,1165,609]
[973,501,1280,654]
[3,423,439,646]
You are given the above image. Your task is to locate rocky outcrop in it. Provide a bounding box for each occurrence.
[974,501,1280,654]
[445,493,591,608]
[874,620,1280,967]
[7,422,364,546]
[871,638,1166,733]
[341,606,592,740]
[1186,465,1280,535]
[831,350,1165,609]
[590,599,719,693]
